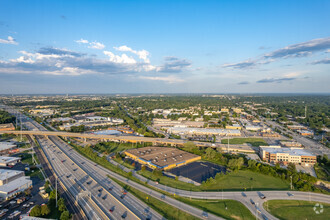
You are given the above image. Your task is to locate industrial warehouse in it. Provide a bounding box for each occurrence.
[124,147,201,170]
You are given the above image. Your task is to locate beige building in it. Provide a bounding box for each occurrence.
[259,146,316,166]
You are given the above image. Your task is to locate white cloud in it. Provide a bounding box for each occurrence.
[75,39,89,44]
[223,37,330,69]
[103,51,137,64]
[139,75,184,83]
[88,41,105,50]
[114,45,150,63]
[0,36,18,45]
[75,39,105,50]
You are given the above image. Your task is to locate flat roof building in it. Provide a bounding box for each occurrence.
[260,146,316,166]
[125,147,201,170]
[166,127,241,136]
[0,142,18,155]
[279,141,303,148]
[0,123,15,131]
[0,169,32,200]
[0,156,21,167]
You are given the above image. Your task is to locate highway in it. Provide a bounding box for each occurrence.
[26,122,162,220]
[2,105,330,220]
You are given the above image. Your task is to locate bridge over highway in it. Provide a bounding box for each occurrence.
[0,130,256,153]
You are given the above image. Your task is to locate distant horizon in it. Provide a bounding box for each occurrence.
[1,92,330,96]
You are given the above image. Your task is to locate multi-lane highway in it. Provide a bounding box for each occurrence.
[2,105,330,220]
[25,122,162,220]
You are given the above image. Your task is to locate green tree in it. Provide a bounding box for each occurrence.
[58,198,67,212]
[30,205,41,217]
[49,189,59,200]
[287,163,296,173]
[41,204,50,216]
[60,210,70,220]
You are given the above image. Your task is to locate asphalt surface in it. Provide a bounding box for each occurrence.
[169,161,226,183]
[2,104,330,220]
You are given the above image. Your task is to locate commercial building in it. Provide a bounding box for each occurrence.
[0,142,18,155]
[0,169,32,200]
[0,123,15,131]
[0,156,21,167]
[259,146,316,166]
[297,130,314,136]
[226,124,242,130]
[279,141,303,148]
[125,147,201,170]
[287,125,308,130]
[153,118,204,128]
[245,125,263,131]
[166,127,241,136]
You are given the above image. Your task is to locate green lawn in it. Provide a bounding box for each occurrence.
[138,169,200,191]
[265,200,329,220]
[315,166,330,182]
[177,197,255,220]
[221,138,268,147]
[109,176,200,220]
[139,169,290,191]
[201,170,290,191]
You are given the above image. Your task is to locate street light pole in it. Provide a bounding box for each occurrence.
[56,177,58,207]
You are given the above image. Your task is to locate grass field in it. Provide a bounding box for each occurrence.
[138,169,200,191]
[139,169,290,191]
[177,197,255,220]
[221,138,268,147]
[201,170,290,191]
[265,200,329,220]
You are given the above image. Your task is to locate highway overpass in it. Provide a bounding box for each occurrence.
[0,130,256,153]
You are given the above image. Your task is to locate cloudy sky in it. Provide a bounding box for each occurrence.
[0,0,329,94]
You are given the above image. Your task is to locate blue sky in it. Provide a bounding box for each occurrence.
[0,0,329,94]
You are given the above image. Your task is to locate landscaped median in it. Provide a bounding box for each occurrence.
[264,200,329,220]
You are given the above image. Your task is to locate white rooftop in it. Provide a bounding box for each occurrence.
[0,142,17,151]
[0,156,21,165]
[0,176,31,193]
[0,169,24,181]
[261,146,314,157]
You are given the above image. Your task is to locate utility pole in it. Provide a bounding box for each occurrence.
[56,177,58,207]
[305,106,307,118]
[227,134,229,153]
[20,113,22,142]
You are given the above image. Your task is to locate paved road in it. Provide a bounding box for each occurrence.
[2,105,330,220]
[27,123,161,220]
[261,116,330,157]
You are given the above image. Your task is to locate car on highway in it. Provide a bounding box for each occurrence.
[261,213,269,220]
[258,192,266,199]
[121,189,127,195]
[109,206,115,213]
[287,192,294,196]
[98,188,103,192]
[241,192,246,197]
[202,211,208,219]
[108,186,113,191]
[250,199,255,205]
[121,211,127,219]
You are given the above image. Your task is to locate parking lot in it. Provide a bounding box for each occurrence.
[169,161,226,183]
[0,176,47,219]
